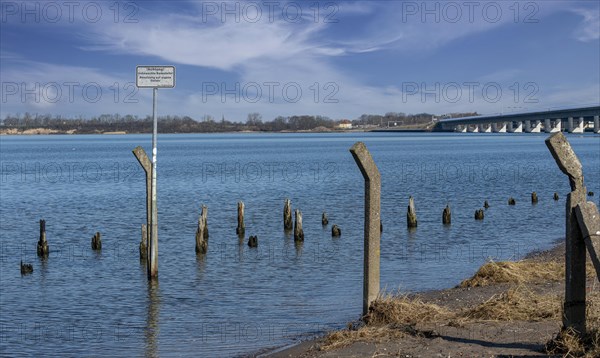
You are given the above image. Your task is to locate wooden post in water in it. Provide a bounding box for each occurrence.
[37,219,49,257]
[236,201,245,236]
[132,147,153,266]
[407,196,418,228]
[474,209,485,220]
[508,197,516,205]
[294,209,304,242]
[331,224,341,237]
[283,199,293,231]
[91,232,102,250]
[201,205,209,240]
[350,142,381,317]
[554,192,560,201]
[484,200,490,209]
[532,192,538,203]
[140,224,148,260]
[195,207,208,254]
[545,132,587,335]
[442,205,451,225]
[322,212,329,226]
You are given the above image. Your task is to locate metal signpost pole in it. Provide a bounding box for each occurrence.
[135,65,175,280]
[149,87,158,279]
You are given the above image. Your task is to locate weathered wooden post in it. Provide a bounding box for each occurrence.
[248,235,258,248]
[20,260,33,275]
[531,192,538,203]
[201,205,208,240]
[91,232,102,250]
[331,224,341,237]
[294,209,304,242]
[283,199,293,231]
[140,224,148,260]
[554,192,560,201]
[508,197,516,205]
[37,219,49,257]
[322,212,329,226]
[484,200,490,209]
[236,201,245,236]
[350,142,381,316]
[442,204,451,225]
[545,132,588,335]
[133,146,153,269]
[474,209,485,220]
[195,207,208,254]
[407,196,418,228]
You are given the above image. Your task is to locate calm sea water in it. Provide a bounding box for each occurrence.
[1,132,599,357]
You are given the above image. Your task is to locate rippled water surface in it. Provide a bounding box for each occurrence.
[1,132,599,357]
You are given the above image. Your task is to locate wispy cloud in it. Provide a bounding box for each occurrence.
[571,8,600,42]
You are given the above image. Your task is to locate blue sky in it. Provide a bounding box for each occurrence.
[1,0,599,121]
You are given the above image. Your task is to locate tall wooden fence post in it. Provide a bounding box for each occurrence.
[350,142,381,316]
[545,132,587,334]
[132,147,154,271]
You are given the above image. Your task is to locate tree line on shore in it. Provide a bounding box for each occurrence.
[0,111,479,133]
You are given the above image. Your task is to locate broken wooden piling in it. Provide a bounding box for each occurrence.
[91,232,102,250]
[202,205,209,240]
[508,197,516,205]
[20,260,33,275]
[407,196,418,228]
[442,205,451,225]
[236,201,245,236]
[531,192,538,203]
[283,199,293,231]
[248,235,258,248]
[294,209,304,242]
[554,192,560,201]
[484,200,490,209]
[37,219,49,258]
[474,209,485,220]
[195,207,208,254]
[331,224,341,237]
[349,141,381,317]
[322,212,329,226]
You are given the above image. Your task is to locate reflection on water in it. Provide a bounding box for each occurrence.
[145,280,160,358]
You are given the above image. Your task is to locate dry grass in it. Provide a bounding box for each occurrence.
[459,285,562,321]
[545,327,600,358]
[320,293,451,351]
[366,293,452,326]
[459,259,597,288]
[459,260,564,287]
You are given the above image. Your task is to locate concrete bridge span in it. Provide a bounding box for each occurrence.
[435,105,600,134]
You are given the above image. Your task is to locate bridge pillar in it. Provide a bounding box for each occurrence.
[468,124,479,133]
[492,122,507,133]
[551,119,562,133]
[524,120,532,132]
[594,116,599,134]
[567,117,574,133]
[571,117,584,133]
[545,119,552,133]
[531,120,542,133]
[508,121,523,133]
[479,124,492,133]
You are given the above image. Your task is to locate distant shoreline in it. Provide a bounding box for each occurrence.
[0,127,385,135]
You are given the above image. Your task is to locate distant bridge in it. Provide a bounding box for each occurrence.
[434,105,600,133]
